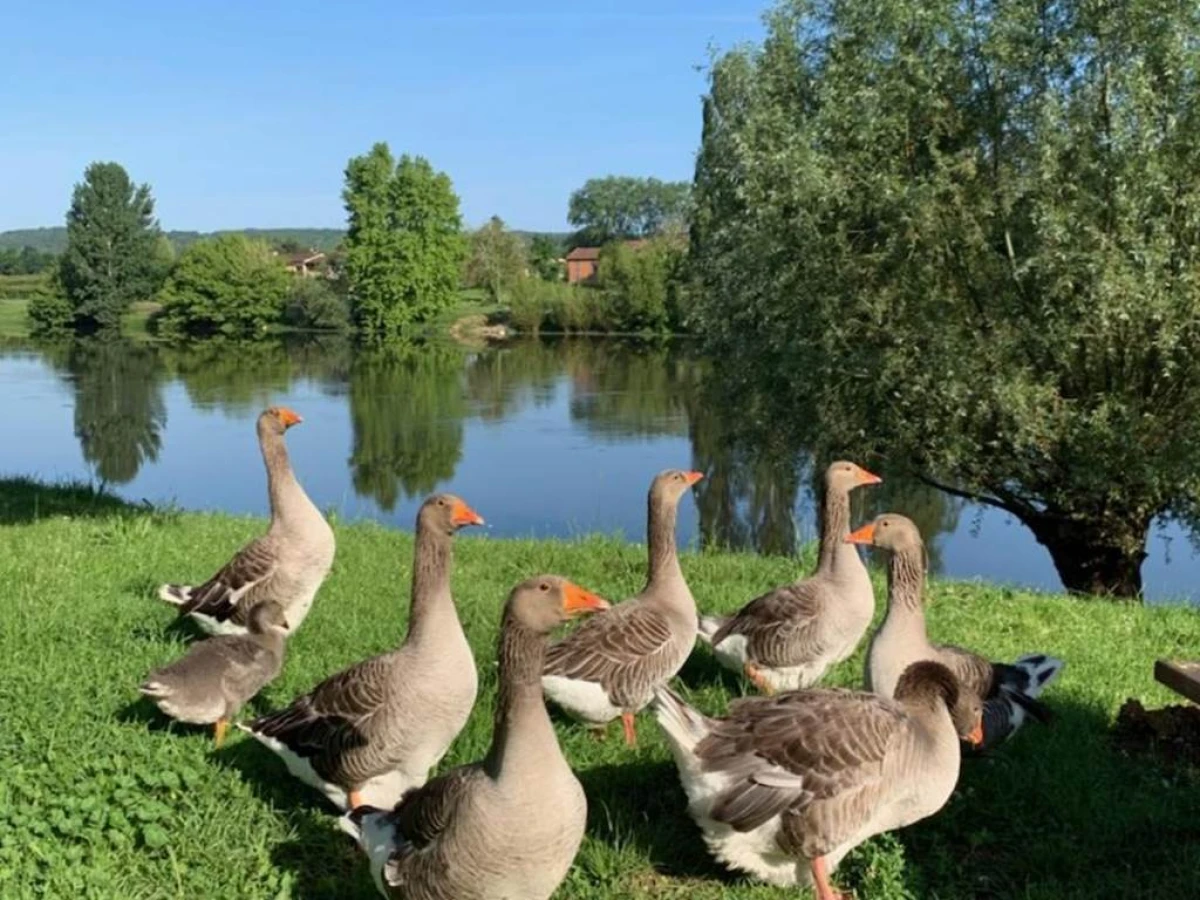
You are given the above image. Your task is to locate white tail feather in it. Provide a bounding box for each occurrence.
[652,686,710,754]
[157,584,192,606]
[1013,653,1065,699]
[697,614,727,645]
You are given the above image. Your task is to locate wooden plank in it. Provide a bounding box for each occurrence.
[1154,659,1200,705]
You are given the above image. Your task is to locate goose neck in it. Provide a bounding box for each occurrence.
[484,615,558,781]
[405,527,456,643]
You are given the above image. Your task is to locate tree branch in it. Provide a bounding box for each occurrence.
[916,472,1029,520]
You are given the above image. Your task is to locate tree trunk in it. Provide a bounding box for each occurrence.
[1027,514,1149,599]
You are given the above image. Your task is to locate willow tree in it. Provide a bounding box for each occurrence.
[691,0,1200,597]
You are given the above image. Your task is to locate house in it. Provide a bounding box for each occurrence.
[564,238,668,284]
[565,246,601,284]
[281,250,327,278]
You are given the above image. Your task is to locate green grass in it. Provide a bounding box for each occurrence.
[0,295,156,340]
[1,479,1197,899]
[0,297,30,338]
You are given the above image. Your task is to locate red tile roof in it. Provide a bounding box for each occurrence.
[565,246,601,261]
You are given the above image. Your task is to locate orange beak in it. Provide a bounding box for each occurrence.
[562,582,610,616]
[451,499,485,527]
[857,467,883,486]
[278,407,303,427]
[966,719,985,748]
[845,522,876,545]
[684,471,704,486]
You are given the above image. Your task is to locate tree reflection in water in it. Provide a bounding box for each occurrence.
[61,339,167,486]
[40,334,961,565]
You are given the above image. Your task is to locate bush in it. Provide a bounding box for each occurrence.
[596,236,687,333]
[27,289,75,336]
[157,235,290,337]
[282,278,350,332]
[508,279,605,334]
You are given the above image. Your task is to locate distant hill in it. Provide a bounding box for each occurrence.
[0,227,346,254]
[0,227,571,254]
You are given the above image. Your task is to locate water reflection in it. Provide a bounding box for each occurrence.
[62,340,167,486]
[0,336,1192,600]
[349,345,466,511]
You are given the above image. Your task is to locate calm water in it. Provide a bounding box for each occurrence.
[0,336,1196,604]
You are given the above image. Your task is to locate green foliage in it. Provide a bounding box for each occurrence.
[528,234,564,281]
[690,0,1200,597]
[597,236,687,333]
[26,289,74,336]
[0,245,56,275]
[59,162,163,332]
[0,227,349,256]
[0,274,51,301]
[65,340,165,484]
[342,144,466,339]
[281,277,350,332]
[568,176,691,245]
[157,234,290,336]
[0,482,1197,897]
[508,279,612,334]
[465,215,527,302]
[348,345,465,509]
[506,237,687,336]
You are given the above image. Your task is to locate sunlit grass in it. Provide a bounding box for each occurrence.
[0,298,30,338]
[0,479,1196,898]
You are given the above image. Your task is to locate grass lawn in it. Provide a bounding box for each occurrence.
[1,478,1197,899]
[0,298,30,338]
[0,297,156,340]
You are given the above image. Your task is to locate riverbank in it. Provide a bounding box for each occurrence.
[0,296,159,340]
[2,478,1197,898]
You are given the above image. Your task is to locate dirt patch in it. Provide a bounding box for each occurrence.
[449,314,511,344]
[1113,697,1200,771]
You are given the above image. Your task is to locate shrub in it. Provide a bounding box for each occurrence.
[27,288,75,336]
[597,236,687,333]
[508,279,603,334]
[157,235,290,337]
[282,278,350,332]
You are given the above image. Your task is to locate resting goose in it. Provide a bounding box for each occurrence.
[139,601,289,747]
[698,461,881,693]
[542,469,702,745]
[848,514,1065,749]
[653,661,983,899]
[159,406,335,637]
[240,493,484,810]
[341,575,609,900]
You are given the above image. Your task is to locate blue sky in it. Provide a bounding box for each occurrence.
[3,1,765,233]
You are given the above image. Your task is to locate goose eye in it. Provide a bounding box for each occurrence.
[539,582,550,591]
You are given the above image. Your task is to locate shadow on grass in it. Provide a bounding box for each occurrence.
[211,738,379,899]
[115,697,192,735]
[577,757,731,883]
[898,696,1200,899]
[0,476,153,524]
[566,694,1199,899]
[677,643,748,696]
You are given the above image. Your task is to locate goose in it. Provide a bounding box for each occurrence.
[848,514,1065,749]
[139,601,289,747]
[653,661,983,899]
[240,493,484,810]
[341,575,609,900]
[698,461,881,693]
[542,469,702,745]
[158,406,335,637]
